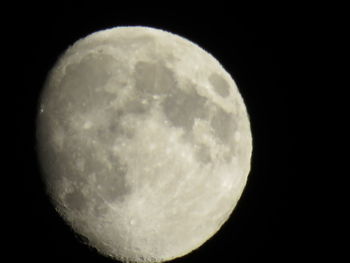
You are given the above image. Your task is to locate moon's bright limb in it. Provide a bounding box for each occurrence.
[37,26,252,263]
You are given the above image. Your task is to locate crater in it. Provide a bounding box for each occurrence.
[209,73,230,97]
[64,190,87,211]
[161,86,208,132]
[107,113,135,139]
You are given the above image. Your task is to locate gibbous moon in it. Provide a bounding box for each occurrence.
[37,26,252,263]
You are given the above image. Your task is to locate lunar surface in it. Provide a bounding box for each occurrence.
[36,26,252,263]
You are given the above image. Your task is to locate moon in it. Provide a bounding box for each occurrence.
[36,26,252,263]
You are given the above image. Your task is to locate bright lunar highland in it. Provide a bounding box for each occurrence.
[37,26,252,263]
